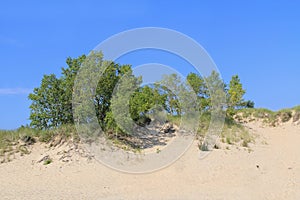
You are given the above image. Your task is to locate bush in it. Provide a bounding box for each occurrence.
[277,109,292,123]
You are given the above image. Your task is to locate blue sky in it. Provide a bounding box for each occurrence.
[1,0,300,129]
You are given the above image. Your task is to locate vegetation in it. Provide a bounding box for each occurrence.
[236,106,299,126]
[4,50,300,159]
[197,112,253,149]
[0,125,78,163]
[29,51,253,130]
[1,51,259,160]
[43,158,53,165]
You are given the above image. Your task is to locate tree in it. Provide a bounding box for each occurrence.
[109,71,142,134]
[204,71,227,111]
[228,75,246,109]
[29,50,254,133]
[29,55,86,129]
[130,86,154,121]
[29,74,63,129]
[187,72,208,110]
[94,63,132,128]
[60,55,86,125]
[227,75,254,116]
[159,74,183,115]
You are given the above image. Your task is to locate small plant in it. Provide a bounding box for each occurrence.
[156,148,161,154]
[226,137,232,145]
[18,145,30,155]
[277,109,292,123]
[242,140,249,148]
[43,158,52,165]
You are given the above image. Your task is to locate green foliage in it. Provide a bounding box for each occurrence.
[109,71,142,134]
[187,73,208,110]
[130,86,155,121]
[29,55,86,129]
[29,51,137,132]
[95,62,132,129]
[60,55,86,125]
[292,105,300,112]
[43,158,52,165]
[197,113,253,149]
[227,75,254,117]
[197,70,228,116]
[228,75,245,108]
[26,51,256,152]
[159,74,183,115]
[29,74,63,129]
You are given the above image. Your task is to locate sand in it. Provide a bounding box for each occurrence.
[0,122,299,200]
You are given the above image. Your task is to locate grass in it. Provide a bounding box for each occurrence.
[292,105,300,112]
[276,109,293,123]
[197,106,300,150]
[166,115,181,126]
[0,124,79,162]
[197,112,254,150]
[236,107,300,126]
[2,105,300,160]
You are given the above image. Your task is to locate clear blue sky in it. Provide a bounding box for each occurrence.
[1,0,300,129]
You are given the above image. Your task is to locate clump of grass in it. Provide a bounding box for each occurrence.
[197,113,253,150]
[236,107,296,126]
[292,105,300,112]
[242,140,248,148]
[236,108,255,119]
[156,148,161,154]
[38,124,78,143]
[166,115,181,127]
[226,137,233,145]
[252,108,276,124]
[276,109,292,123]
[18,145,30,155]
[0,124,79,163]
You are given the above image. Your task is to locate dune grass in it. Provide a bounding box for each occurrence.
[3,106,300,159]
[236,106,299,126]
[0,124,78,160]
[196,112,253,149]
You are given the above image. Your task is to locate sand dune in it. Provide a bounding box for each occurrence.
[0,122,299,200]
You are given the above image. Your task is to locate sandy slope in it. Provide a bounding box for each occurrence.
[0,122,299,200]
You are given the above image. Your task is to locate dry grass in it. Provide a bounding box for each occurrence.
[236,107,299,126]
[197,112,253,150]
[0,124,78,162]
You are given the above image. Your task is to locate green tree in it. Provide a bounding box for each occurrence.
[227,75,254,116]
[29,50,254,134]
[60,55,86,124]
[204,71,227,111]
[187,72,209,110]
[228,75,246,109]
[29,55,86,129]
[29,74,63,129]
[130,86,154,121]
[159,74,183,115]
[109,71,142,134]
[95,63,131,128]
